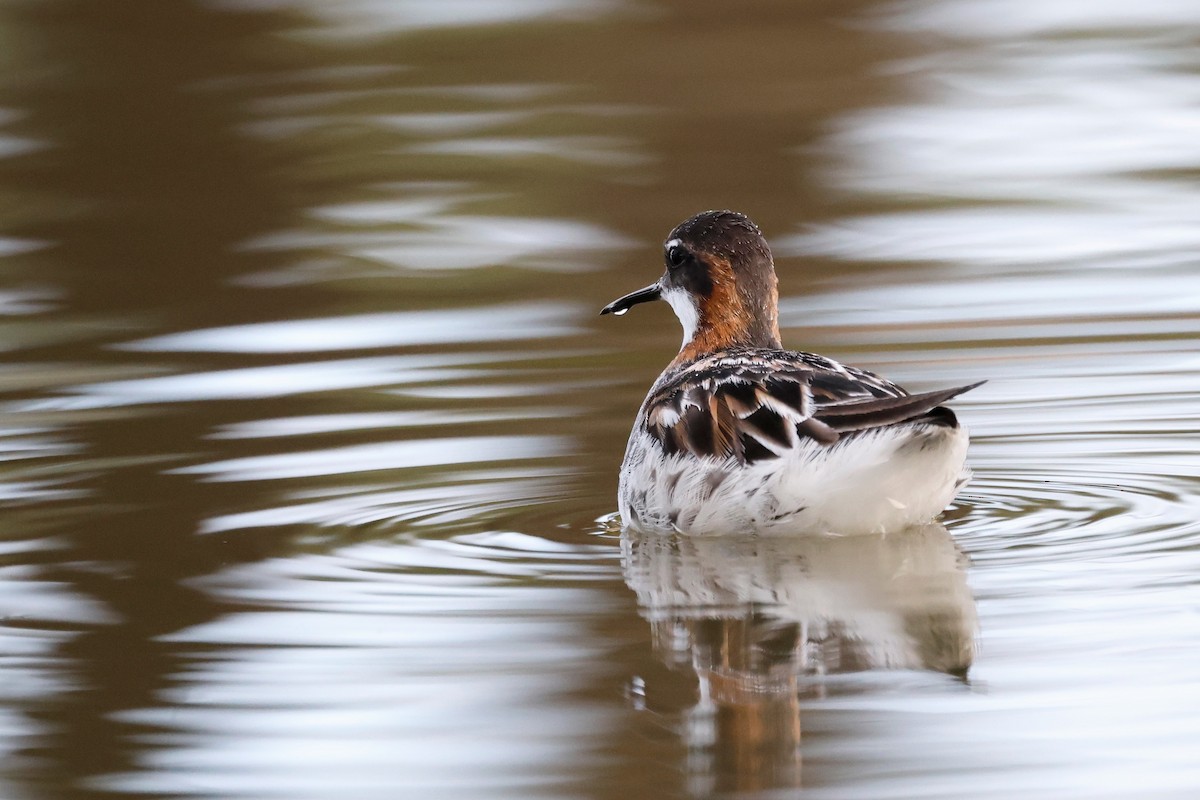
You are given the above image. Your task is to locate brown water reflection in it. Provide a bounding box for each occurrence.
[623,524,976,794]
[0,1,1198,799]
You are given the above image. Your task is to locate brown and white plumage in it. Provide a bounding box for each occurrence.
[643,346,982,464]
[602,210,984,535]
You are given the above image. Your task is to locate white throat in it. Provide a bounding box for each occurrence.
[661,286,699,351]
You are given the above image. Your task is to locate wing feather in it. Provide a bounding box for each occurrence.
[814,382,985,432]
[640,348,983,465]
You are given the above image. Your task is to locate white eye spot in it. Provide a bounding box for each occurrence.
[664,238,687,269]
[661,286,699,349]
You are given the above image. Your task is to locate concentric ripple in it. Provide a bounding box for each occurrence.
[955,468,1200,567]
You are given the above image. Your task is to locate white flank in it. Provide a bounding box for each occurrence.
[617,421,971,536]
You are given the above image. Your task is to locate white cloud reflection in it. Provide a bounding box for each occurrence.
[242,207,634,273]
[792,1,1200,270]
[172,435,568,482]
[119,302,581,353]
[211,0,626,37]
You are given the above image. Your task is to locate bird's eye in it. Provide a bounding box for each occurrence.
[666,245,688,268]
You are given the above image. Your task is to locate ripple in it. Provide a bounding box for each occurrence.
[21,352,562,410]
[790,2,1200,275]
[954,468,1200,568]
[185,529,619,609]
[241,210,634,274]
[237,0,626,38]
[210,408,573,440]
[877,0,1200,38]
[86,526,626,798]
[175,435,568,483]
[18,357,451,410]
[779,270,1200,339]
[120,302,582,353]
[0,566,117,628]
[789,205,1200,269]
[197,466,574,534]
[409,135,650,168]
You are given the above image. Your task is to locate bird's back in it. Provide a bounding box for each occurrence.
[618,346,981,535]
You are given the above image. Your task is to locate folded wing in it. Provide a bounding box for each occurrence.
[644,351,983,465]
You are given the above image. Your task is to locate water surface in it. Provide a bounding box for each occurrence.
[0,1,1198,799]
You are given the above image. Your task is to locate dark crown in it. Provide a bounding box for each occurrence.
[668,210,771,265]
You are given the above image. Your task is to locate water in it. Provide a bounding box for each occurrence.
[0,1,1198,799]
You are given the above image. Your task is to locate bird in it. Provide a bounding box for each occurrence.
[600,210,983,536]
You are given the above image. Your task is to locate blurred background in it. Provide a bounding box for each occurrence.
[0,1,1198,798]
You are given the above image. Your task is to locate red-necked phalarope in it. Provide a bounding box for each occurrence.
[601,210,984,535]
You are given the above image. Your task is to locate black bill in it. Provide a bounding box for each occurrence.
[600,283,662,316]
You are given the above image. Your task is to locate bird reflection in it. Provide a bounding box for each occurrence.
[621,523,977,795]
